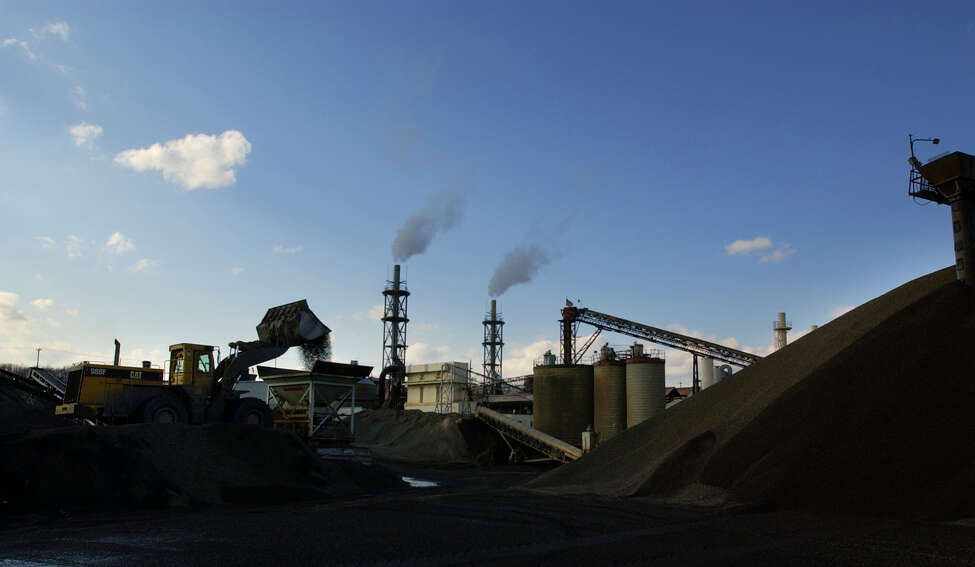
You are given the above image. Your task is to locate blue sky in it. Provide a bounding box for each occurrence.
[1,1,972,385]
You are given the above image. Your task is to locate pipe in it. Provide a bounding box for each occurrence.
[391,264,401,365]
[489,299,497,379]
[113,339,121,366]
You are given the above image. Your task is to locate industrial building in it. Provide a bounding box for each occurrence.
[404,361,473,414]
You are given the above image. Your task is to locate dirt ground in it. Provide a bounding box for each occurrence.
[3,463,975,566]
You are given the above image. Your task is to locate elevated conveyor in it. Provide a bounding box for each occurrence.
[475,405,582,463]
[28,368,66,399]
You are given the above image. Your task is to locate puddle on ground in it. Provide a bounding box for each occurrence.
[401,476,439,488]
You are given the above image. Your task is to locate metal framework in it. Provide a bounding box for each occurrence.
[907,137,975,285]
[908,134,946,203]
[482,299,504,393]
[573,328,602,364]
[434,362,461,415]
[263,375,358,441]
[381,264,409,371]
[561,303,762,393]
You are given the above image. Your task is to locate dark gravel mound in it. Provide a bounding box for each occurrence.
[0,372,67,439]
[353,409,504,465]
[528,267,975,519]
[0,423,404,516]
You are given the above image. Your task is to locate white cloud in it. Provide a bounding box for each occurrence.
[54,63,70,73]
[71,86,86,110]
[504,338,560,378]
[231,267,244,276]
[64,235,84,259]
[0,37,37,61]
[122,347,166,368]
[368,303,385,320]
[128,258,159,272]
[31,298,54,310]
[69,122,102,149]
[829,305,854,320]
[0,292,26,322]
[408,342,454,364]
[272,244,303,254]
[349,303,386,322]
[65,308,80,318]
[760,244,795,263]
[2,38,37,60]
[31,21,70,41]
[46,318,62,328]
[34,236,56,248]
[724,236,773,255]
[104,231,135,254]
[114,130,252,190]
[725,236,795,264]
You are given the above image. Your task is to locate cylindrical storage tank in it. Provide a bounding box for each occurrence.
[593,361,626,441]
[700,356,715,389]
[626,357,665,428]
[533,364,594,447]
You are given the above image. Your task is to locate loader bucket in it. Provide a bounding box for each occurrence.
[256,300,330,347]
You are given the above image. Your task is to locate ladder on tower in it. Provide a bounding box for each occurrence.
[434,362,454,415]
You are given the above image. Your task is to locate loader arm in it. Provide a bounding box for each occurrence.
[212,342,290,391]
[211,299,330,394]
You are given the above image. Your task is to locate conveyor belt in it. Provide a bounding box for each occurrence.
[475,405,582,463]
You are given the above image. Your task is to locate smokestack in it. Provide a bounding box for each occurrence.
[490,299,496,373]
[113,339,121,366]
[381,264,410,370]
[773,312,792,351]
[482,299,504,393]
[391,265,401,364]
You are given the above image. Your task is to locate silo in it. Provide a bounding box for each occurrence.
[626,356,665,428]
[700,356,716,389]
[533,364,594,447]
[593,360,626,441]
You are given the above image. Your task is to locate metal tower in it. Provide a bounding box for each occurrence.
[907,136,975,284]
[482,299,504,394]
[773,312,792,352]
[381,264,409,371]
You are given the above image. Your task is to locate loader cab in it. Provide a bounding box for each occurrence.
[168,343,215,387]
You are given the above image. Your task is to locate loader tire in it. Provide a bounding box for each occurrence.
[140,395,188,424]
[228,398,273,428]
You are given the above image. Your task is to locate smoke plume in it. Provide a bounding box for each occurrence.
[392,191,464,262]
[488,245,551,297]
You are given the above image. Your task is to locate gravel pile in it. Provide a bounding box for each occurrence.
[353,409,503,465]
[528,267,975,519]
[0,424,404,516]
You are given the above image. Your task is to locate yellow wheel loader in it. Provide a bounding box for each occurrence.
[55,300,330,426]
